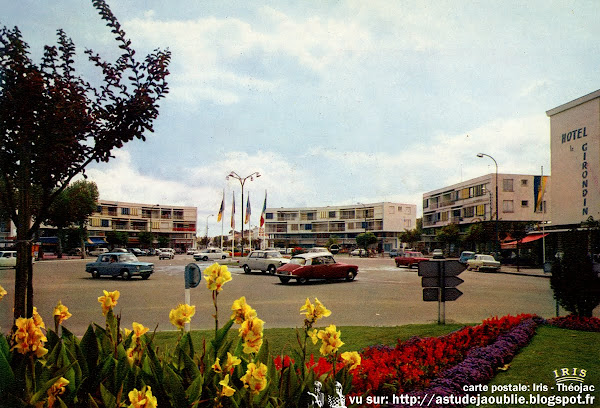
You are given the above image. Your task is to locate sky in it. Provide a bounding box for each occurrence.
[4,1,600,235]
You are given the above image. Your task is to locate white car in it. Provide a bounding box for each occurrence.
[157,248,175,260]
[186,248,197,255]
[193,248,229,261]
[467,254,501,271]
[241,250,289,274]
[350,248,367,257]
[0,250,17,268]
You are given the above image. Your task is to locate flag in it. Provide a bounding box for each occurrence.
[217,191,224,222]
[231,192,235,230]
[533,175,548,212]
[260,191,267,228]
[245,193,251,224]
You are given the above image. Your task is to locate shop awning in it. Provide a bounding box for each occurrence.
[89,237,107,245]
[38,237,58,244]
[501,233,548,249]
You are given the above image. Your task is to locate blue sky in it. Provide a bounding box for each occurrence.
[4,1,599,234]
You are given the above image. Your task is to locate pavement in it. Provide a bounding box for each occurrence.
[492,265,549,278]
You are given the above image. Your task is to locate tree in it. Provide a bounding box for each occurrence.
[399,228,421,249]
[356,232,377,255]
[138,231,154,249]
[46,180,98,258]
[157,235,170,248]
[435,223,461,254]
[551,232,600,317]
[462,223,486,252]
[0,1,170,320]
[105,230,128,248]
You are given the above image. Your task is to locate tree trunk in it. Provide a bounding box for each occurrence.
[14,199,33,320]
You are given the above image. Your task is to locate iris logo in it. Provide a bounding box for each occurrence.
[553,368,587,384]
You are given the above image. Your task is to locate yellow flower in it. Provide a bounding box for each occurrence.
[0,285,7,301]
[12,317,48,358]
[241,362,268,394]
[123,327,132,338]
[300,297,331,326]
[32,306,45,329]
[219,374,236,397]
[231,296,257,324]
[239,316,264,354]
[203,263,232,292]
[53,301,72,325]
[126,346,142,366]
[128,385,157,408]
[317,324,344,356]
[97,290,120,316]
[223,352,241,373]
[308,328,319,345]
[132,322,149,339]
[212,357,222,373]
[341,351,362,370]
[47,377,69,408]
[169,303,196,330]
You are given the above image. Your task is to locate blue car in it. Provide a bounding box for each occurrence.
[459,251,476,264]
[85,252,154,280]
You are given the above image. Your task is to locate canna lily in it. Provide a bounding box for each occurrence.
[169,303,196,330]
[126,346,143,366]
[203,262,232,292]
[231,296,257,324]
[53,301,72,326]
[0,285,6,301]
[241,362,268,394]
[32,306,45,329]
[132,322,149,340]
[223,351,242,373]
[239,316,264,354]
[128,385,157,408]
[47,377,69,408]
[98,290,120,316]
[341,351,362,370]
[300,297,331,326]
[317,324,344,356]
[12,317,48,358]
[212,357,222,373]
[219,374,236,397]
[308,328,319,345]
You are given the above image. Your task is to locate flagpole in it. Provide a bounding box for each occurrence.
[221,189,224,251]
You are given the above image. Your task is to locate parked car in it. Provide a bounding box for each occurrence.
[389,248,400,258]
[111,248,129,253]
[85,252,154,280]
[394,251,428,268]
[186,248,197,255]
[275,252,358,284]
[158,248,175,260]
[0,250,17,268]
[467,254,501,271]
[432,249,445,259]
[307,247,332,254]
[128,248,144,256]
[349,248,367,257]
[241,250,289,274]
[459,251,476,264]
[193,247,228,261]
[89,247,109,257]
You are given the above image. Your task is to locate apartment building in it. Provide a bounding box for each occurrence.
[422,173,551,247]
[263,202,417,252]
[87,200,197,250]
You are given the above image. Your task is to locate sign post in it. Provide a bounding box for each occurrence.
[419,260,466,324]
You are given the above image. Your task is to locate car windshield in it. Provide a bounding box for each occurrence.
[289,257,307,265]
[118,254,138,263]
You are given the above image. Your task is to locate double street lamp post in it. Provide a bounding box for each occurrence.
[226,171,260,256]
[477,153,499,255]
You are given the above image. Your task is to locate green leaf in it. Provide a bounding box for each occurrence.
[80,325,99,373]
[185,371,204,403]
[0,342,15,394]
[210,319,234,356]
[99,383,117,408]
[163,364,189,407]
[30,361,77,404]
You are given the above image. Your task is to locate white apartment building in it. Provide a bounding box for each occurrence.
[263,202,417,252]
[422,173,551,247]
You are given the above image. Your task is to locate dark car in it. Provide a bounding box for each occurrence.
[85,252,154,280]
[275,252,358,284]
[394,251,428,268]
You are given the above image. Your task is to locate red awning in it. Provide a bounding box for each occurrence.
[501,233,548,249]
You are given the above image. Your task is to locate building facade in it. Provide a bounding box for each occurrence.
[87,200,197,251]
[547,89,600,227]
[422,173,551,248]
[263,202,417,252]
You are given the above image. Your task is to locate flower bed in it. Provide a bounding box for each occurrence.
[546,314,600,332]
[350,314,536,397]
[392,317,540,408]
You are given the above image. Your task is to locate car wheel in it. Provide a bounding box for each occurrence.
[222,255,226,259]
[141,274,150,280]
[121,270,131,280]
[202,256,209,261]
[346,270,356,281]
[243,265,251,274]
[395,261,400,268]
[91,269,100,279]
[297,277,308,284]
[267,265,277,275]
[279,276,290,284]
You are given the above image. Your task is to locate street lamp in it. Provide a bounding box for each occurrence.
[205,214,214,247]
[477,153,499,255]
[226,171,261,255]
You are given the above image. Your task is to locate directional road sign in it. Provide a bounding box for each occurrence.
[423,287,463,302]
[418,260,465,277]
[421,276,464,288]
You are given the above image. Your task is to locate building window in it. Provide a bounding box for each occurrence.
[521,200,529,207]
[463,206,475,218]
[503,200,514,213]
[304,224,312,230]
[398,206,403,212]
[266,213,273,220]
[521,179,528,186]
[476,205,486,216]
[535,201,547,213]
[404,219,412,228]
[503,179,514,192]
[101,219,110,227]
[405,207,411,214]
[329,211,336,218]
[121,207,130,215]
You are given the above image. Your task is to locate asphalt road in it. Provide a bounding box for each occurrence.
[0,255,564,336]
